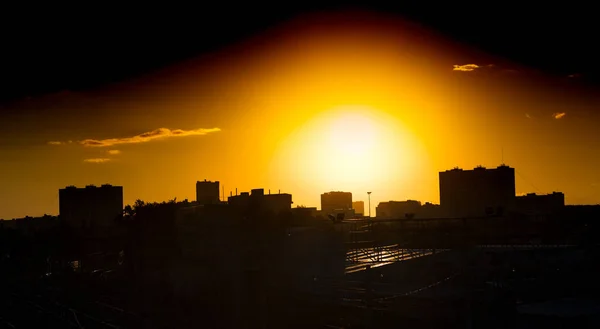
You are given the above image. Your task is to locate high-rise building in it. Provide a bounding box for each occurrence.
[59,184,123,229]
[321,191,353,215]
[352,201,365,216]
[196,180,220,204]
[439,164,516,217]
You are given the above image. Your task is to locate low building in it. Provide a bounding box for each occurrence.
[0,215,58,236]
[376,200,422,219]
[291,206,318,218]
[515,192,565,215]
[420,202,443,218]
[228,188,293,215]
[321,191,352,215]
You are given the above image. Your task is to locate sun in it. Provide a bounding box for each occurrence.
[317,108,389,186]
[272,105,423,195]
[327,112,378,157]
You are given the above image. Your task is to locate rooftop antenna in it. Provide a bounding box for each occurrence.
[501,146,504,165]
[222,185,224,202]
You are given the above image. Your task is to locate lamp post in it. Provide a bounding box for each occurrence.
[367,191,372,218]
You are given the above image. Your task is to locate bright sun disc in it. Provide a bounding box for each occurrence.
[272,105,426,198]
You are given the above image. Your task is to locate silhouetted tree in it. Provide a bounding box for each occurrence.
[123,204,134,218]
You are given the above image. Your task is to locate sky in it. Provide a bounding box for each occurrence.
[1,3,600,219]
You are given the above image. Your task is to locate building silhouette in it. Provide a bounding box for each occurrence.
[515,192,565,216]
[59,184,123,229]
[439,165,516,217]
[321,191,353,215]
[352,201,365,216]
[376,200,422,219]
[228,188,292,215]
[196,180,220,204]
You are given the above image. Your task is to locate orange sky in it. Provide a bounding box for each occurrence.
[1,11,599,219]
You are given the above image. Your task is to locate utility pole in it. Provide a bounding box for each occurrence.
[367,191,372,218]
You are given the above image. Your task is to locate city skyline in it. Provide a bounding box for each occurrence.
[2,9,600,219]
[0,162,581,220]
[2,4,600,328]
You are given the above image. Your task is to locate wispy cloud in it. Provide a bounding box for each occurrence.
[48,140,73,145]
[107,149,121,155]
[79,127,220,147]
[45,127,220,148]
[553,112,566,119]
[453,64,500,73]
[453,64,481,72]
[83,158,111,163]
[568,73,583,78]
[525,113,533,119]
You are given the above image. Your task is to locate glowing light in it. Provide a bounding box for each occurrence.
[272,105,427,199]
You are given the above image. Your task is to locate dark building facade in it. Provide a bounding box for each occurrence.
[321,191,353,215]
[515,192,565,215]
[376,200,422,219]
[196,180,220,205]
[59,184,123,229]
[228,188,293,215]
[439,165,516,217]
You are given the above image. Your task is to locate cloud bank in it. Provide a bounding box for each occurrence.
[107,150,121,155]
[83,158,111,163]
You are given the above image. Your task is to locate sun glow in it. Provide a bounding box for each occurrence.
[272,106,427,198]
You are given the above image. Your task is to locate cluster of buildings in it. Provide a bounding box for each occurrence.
[375,164,565,219]
[0,164,583,232]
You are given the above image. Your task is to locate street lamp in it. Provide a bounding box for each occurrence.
[367,191,372,218]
